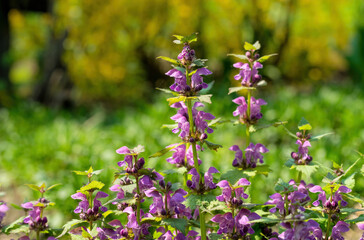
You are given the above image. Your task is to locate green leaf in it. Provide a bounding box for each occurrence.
[149,143,183,158]
[244,42,257,51]
[10,203,23,210]
[79,180,104,193]
[208,233,222,240]
[173,33,198,44]
[285,159,295,168]
[141,217,162,225]
[132,145,145,154]
[298,117,312,131]
[162,167,187,175]
[253,41,261,50]
[249,121,288,133]
[161,123,178,130]
[220,169,248,185]
[82,227,92,238]
[343,193,364,205]
[343,173,356,189]
[197,94,212,104]
[57,219,88,238]
[204,141,222,151]
[73,170,89,176]
[167,96,186,105]
[228,86,256,95]
[250,217,280,224]
[3,216,26,234]
[257,80,267,86]
[192,58,207,67]
[274,179,294,193]
[208,117,223,127]
[292,164,319,177]
[47,183,62,191]
[156,88,180,96]
[156,56,179,65]
[346,214,364,223]
[25,184,41,192]
[104,196,135,206]
[200,80,214,94]
[121,183,137,194]
[310,132,334,141]
[257,53,278,63]
[161,218,188,235]
[227,54,249,61]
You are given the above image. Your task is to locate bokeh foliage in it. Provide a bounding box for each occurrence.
[7,0,364,104]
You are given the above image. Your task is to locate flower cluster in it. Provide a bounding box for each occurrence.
[171,101,215,141]
[71,191,108,221]
[187,167,219,193]
[232,96,267,124]
[233,61,263,87]
[0,201,8,228]
[230,143,269,169]
[166,143,202,169]
[309,185,351,214]
[291,132,313,165]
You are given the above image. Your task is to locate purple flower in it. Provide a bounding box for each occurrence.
[178,44,195,63]
[266,180,313,217]
[166,69,188,93]
[233,61,263,87]
[211,208,260,237]
[123,206,151,238]
[331,221,350,240]
[278,220,322,240]
[291,139,313,165]
[191,68,212,90]
[309,185,351,212]
[171,102,215,140]
[166,144,202,168]
[0,201,9,226]
[187,167,219,192]
[216,178,250,205]
[232,96,267,123]
[230,143,269,169]
[71,191,108,220]
[21,201,48,231]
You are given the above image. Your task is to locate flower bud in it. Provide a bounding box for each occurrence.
[195,84,203,92]
[291,152,299,160]
[121,229,129,237]
[253,74,262,82]
[80,213,87,220]
[184,85,191,92]
[159,180,166,189]
[161,209,167,216]
[166,181,172,190]
[254,53,260,60]
[93,206,99,213]
[87,208,93,215]
[136,157,145,169]
[189,137,195,143]
[296,132,303,138]
[42,217,48,224]
[306,155,313,162]
[245,51,252,58]
[186,180,193,188]
[131,167,138,174]
[306,134,311,140]
[35,216,42,223]
[200,133,208,140]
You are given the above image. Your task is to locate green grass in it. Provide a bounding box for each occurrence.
[0,83,363,228]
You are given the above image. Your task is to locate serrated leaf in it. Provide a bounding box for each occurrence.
[47,183,62,191]
[73,171,89,176]
[10,203,23,210]
[228,86,256,95]
[132,145,145,154]
[343,173,356,189]
[285,159,295,167]
[204,141,222,151]
[3,216,26,234]
[173,40,181,44]
[192,59,207,67]
[200,80,214,95]
[156,88,180,96]
[121,183,137,194]
[283,126,298,139]
[197,94,212,104]
[79,181,104,193]
[102,210,113,218]
[298,117,312,131]
[161,218,188,235]
[310,132,334,141]
[141,217,162,224]
[173,35,184,40]
[220,169,248,185]
[208,117,222,127]
[82,227,92,238]
[157,56,179,65]
[163,167,187,175]
[104,196,135,206]
[344,193,364,205]
[292,164,318,177]
[250,217,280,224]
[244,42,256,51]
[208,233,222,240]
[227,54,249,61]
[274,179,294,193]
[257,53,278,63]
[149,143,184,158]
[57,219,88,238]
[167,96,186,105]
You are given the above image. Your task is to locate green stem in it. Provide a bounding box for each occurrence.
[246,90,252,146]
[297,171,302,183]
[36,231,40,240]
[325,213,332,240]
[136,175,141,226]
[200,210,207,240]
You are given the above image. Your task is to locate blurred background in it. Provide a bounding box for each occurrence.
[0,0,363,231]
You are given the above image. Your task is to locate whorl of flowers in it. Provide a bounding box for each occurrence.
[230,143,269,169]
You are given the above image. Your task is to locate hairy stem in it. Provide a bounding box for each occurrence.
[136,175,141,226]
[246,90,252,146]
[325,213,332,240]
